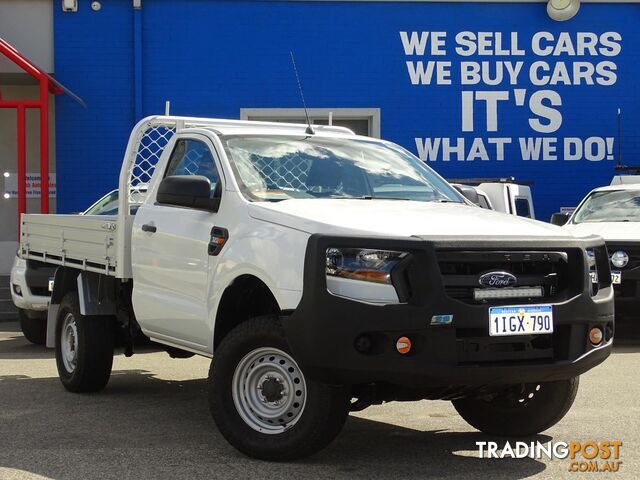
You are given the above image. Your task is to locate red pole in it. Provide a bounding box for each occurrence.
[17,105,26,235]
[39,79,49,213]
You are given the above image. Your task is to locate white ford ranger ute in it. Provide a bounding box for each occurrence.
[19,116,613,461]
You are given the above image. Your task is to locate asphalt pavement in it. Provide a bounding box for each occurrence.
[1,321,638,480]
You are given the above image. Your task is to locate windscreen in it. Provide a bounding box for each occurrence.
[83,191,119,215]
[82,189,146,215]
[222,135,464,203]
[572,189,640,223]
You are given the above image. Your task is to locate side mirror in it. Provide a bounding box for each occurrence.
[550,212,569,226]
[157,175,220,211]
[453,185,480,205]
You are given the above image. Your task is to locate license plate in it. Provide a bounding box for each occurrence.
[611,271,622,285]
[48,277,54,292]
[489,305,553,336]
[590,271,622,285]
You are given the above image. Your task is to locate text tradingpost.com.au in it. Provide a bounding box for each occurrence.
[476,441,623,473]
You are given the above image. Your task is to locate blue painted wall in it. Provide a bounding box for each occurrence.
[54,1,640,220]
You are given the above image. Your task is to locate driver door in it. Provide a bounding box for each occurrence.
[132,135,223,350]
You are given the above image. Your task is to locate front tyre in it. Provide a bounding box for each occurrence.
[18,309,47,345]
[55,292,114,393]
[452,377,579,437]
[209,316,350,461]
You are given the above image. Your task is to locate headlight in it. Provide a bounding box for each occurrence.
[611,251,629,269]
[325,248,409,304]
[326,248,408,284]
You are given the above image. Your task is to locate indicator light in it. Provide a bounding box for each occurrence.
[589,327,603,346]
[396,336,412,355]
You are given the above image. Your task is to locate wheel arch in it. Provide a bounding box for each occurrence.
[213,274,282,351]
[46,268,119,348]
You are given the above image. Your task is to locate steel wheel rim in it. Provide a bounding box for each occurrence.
[60,312,78,373]
[232,347,307,434]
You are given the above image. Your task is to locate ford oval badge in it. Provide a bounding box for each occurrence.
[479,271,517,288]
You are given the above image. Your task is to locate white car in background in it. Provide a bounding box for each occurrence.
[555,184,640,336]
[448,177,536,218]
[10,187,147,344]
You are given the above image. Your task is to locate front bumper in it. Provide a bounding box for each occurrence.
[10,256,52,312]
[283,235,614,390]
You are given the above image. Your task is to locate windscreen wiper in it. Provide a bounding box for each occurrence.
[363,196,411,201]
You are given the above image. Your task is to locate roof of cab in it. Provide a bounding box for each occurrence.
[161,116,356,137]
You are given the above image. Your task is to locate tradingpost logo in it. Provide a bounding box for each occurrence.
[476,440,623,473]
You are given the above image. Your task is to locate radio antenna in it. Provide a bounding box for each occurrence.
[290,51,315,135]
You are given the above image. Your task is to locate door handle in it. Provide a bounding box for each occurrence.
[141,224,157,233]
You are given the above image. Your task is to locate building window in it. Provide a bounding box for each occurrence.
[240,108,381,138]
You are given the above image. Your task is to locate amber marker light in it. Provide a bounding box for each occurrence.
[589,327,603,346]
[396,336,412,354]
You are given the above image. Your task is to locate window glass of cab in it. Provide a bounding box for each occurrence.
[477,194,491,210]
[165,138,220,197]
[515,198,532,218]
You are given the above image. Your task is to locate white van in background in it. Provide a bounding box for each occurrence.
[448,178,536,219]
[450,184,493,210]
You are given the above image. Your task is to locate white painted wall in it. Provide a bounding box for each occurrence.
[0,85,56,274]
[0,0,55,273]
[0,0,54,74]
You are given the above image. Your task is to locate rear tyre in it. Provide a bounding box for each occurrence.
[55,292,114,393]
[209,316,350,461]
[19,309,47,345]
[452,377,579,436]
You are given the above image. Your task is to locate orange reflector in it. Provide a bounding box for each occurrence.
[589,327,603,345]
[396,336,412,354]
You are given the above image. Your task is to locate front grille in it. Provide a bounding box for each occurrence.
[437,250,570,305]
[24,259,55,295]
[614,280,638,298]
[29,287,49,296]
